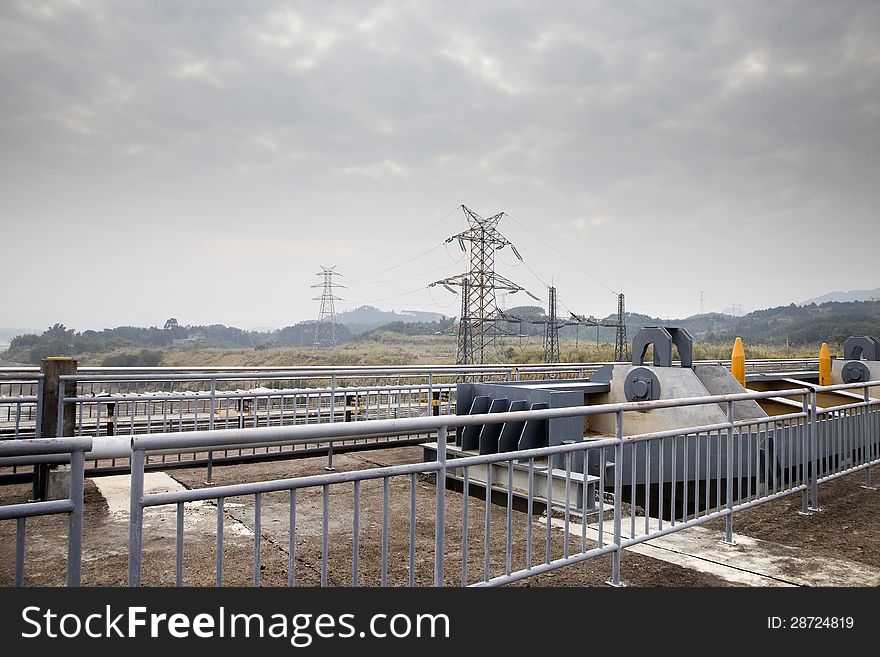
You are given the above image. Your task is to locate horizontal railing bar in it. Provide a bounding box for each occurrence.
[0,499,75,521]
[142,461,443,506]
[816,457,880,485]
[731,485,809,512]
[472,543,620,587]
[0,438,92,457]
[619,508,732,548]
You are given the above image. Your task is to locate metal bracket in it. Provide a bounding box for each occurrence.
[631,326,693,368]
[843,336,880,361]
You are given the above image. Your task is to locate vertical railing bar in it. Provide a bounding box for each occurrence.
[288,489,296,587]
[215,497,224,587]
[526,458,533,569]
[462,467,469,586]
[671,436,677,526]
[506,460,513,576]
[658,435,664,532]
[176,502,184,587]
[253,492,262,587]
[681,434,696,521]
[630,439,637,537]
[644,441,650,536]
[381,476,389,587]
[485,462,493,581]
[66,448,85,586]
[322,485,329,587]
[352,480,360,587]
[545,450,552,566]
[15,517,25,587]
[611,411,623,586]
[598,447,605,547]
[564,451,571,559]
[128,448,145,587]
[725,401,734,544]
[716,429,722,512]
[410,472,417,587]
[435,425,447,587]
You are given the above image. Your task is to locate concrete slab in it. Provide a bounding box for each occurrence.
[92,472,254,536]
[543,515,880,587]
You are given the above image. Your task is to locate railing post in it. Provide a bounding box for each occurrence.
[434,425,447,587]
[862,385,876,490]
[128,446,146,587]
[608,410,624,586]
[724,400,735,544]
[35,357,77,501]
[67,447,85,586]
[809,389,820,512]
[799,392,811,515]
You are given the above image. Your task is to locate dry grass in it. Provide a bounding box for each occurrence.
[127,335,822,368]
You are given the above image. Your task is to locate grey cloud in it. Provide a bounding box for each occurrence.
[1,0,878,330]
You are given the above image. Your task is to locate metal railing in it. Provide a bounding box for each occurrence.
[123,381,878,588]
[0,373,42,440]
[48,359,820,471]
[0,437,91,586]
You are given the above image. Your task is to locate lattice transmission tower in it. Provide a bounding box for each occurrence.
[544,286,560,364]
[312,266,345,347]
[430,205,535,364]
[614,292,627,362]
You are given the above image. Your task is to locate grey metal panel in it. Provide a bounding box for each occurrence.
[498,400,529,453]
[547,391,585,446]
[455,383,477,417]
[518,402,549,451]
[589,364,614,384]
[478,398,509,454]
[460,396,490,451]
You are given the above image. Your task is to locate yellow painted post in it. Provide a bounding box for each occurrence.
[819,342,831,386]
[731,337,746,386]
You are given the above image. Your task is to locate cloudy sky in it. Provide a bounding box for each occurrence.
[1,0,878,331]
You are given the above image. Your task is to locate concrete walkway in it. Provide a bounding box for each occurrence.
[544,515,880,587]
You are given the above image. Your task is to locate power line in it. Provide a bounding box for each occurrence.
[345,242,446,283]
[346,206,461,282]
[505,213,618,295]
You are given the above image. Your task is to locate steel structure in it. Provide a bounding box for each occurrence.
[431,206,535,365]
[312,266,345,347]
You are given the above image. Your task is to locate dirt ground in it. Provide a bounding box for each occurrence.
[1,447,878,587]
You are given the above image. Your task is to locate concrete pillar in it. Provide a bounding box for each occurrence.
[34,357,77,500]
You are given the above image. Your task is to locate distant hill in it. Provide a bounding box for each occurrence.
[800,287,880,305]
[0,328,39,347]
[487,300,880,346]
[336,306,449,335]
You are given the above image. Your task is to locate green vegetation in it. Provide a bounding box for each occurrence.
[2,300,879,366]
